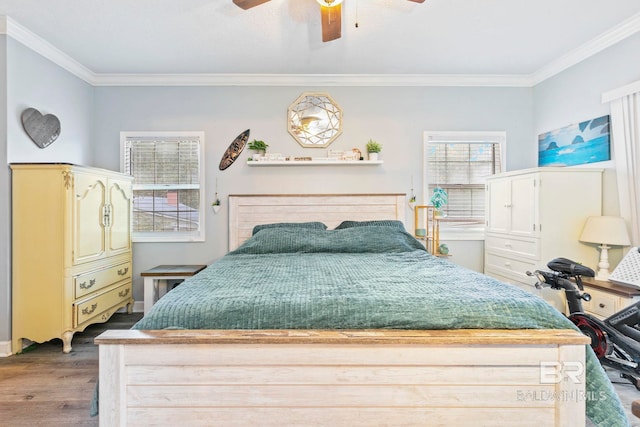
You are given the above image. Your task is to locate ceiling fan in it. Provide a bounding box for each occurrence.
[233,0,425,42]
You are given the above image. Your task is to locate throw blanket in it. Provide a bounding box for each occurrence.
[132,225,629,426]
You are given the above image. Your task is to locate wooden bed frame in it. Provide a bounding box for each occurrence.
[96,194,590,426]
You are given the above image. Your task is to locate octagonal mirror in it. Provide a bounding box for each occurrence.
[288,92,343,148]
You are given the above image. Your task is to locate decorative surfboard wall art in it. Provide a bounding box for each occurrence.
[21,108,61,149]
[219,129,250,170]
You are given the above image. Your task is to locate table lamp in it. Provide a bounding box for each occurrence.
[579,216,631,280]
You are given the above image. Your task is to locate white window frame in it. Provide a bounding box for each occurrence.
[120,131,205,243]
[423,131,506,241]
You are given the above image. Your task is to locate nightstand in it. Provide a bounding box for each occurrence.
[141,264,207,314]
[581,277,640,319]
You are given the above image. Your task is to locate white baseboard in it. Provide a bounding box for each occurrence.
[0,340,12,357]
[116,300,144,314]
[132,300,144,313]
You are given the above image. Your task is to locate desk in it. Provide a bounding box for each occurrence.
[141,264,207,314]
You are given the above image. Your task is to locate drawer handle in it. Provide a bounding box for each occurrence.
[599,303,606,308]
[504,262,511,267]
[118,288,130,298]
[82,303,98,315]
[79,279,96,290]
[117,267,129,276]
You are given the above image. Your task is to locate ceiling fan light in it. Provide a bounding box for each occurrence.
[316,0,344,7]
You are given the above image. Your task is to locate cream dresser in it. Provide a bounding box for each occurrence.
[484,167,603,313]
[11,164,134,354]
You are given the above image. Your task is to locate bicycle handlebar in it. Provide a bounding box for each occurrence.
[527,269,573,289]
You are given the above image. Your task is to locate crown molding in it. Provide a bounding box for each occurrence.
[530,11,640,85]
[1,16,95,84]
[91,73,533,87]
[1,12,640,88]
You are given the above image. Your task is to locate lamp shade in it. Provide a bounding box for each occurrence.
[579,216,631,246]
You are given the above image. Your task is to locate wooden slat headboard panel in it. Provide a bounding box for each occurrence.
[228,194,406,251]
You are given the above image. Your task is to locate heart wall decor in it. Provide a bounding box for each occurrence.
[21,107,61,149]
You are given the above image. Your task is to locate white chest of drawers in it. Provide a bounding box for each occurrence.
[484,167,603,312]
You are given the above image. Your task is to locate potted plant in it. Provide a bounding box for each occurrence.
[211,194,221,214]
[409,194,416,210]
[248,139,269,160]
[366,139,382,161]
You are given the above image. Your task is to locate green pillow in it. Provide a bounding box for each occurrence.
[252,221,327,235]
[334,220,405,231]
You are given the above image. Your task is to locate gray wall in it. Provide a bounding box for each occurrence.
[6,38,94,163]
[93,85,533,301]
[1,37,95,345]
[532,31,640,266]
[0,36,9,344]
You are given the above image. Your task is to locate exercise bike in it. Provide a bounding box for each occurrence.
[527,258,640,390]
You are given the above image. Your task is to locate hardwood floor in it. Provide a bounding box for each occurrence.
[0,313,142,426]
[1,311,639,426]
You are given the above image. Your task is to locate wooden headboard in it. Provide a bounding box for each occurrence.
[228,194,406,251]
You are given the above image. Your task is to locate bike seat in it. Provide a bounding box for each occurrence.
[547,257,595,277]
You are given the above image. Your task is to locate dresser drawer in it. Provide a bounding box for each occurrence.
[582,287,619,318]
[484,253,538,283]
[485,234,539,259]
[74,281,132,327]
[74,261,132,299]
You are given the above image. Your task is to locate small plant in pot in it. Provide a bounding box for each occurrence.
[211,194,222,214]
[409,193,417,210]
[248,139,269,160]
[366,139,382,161]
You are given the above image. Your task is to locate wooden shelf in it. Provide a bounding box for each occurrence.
[247,160,383,166]
[414,205,441,256]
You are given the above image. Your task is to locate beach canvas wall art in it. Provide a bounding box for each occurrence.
[538,115,610,167]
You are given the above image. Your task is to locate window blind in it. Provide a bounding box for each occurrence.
[123,134,203,240]
[425,133,503,226]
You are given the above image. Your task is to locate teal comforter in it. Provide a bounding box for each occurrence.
[133,225,629,426]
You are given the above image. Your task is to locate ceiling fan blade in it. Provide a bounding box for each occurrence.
[232,0,271,10]
[408,0,425,3]
[320,4,342,42]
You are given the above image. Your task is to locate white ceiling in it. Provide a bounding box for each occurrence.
[0,0,639,82]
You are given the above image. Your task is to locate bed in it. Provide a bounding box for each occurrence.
[95,194,629,427]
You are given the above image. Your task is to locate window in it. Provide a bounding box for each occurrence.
[121,131,205,242]
[423,131,505,235]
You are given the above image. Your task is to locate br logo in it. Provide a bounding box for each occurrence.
[539,361,584,384]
